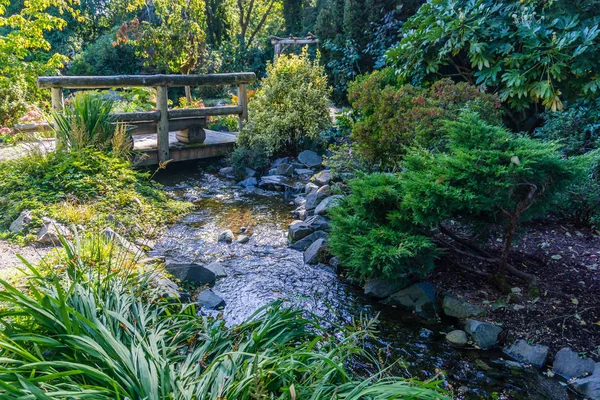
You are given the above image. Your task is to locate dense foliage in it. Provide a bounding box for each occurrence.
[330,111,584,284]
[348,72,501,168]
[0,149,190,242]
[0,238,448,399]
[234,50,331,169]
[386,0,600,115]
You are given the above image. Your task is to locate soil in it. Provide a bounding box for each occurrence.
[430,220,600,359]
[0,239,55,272]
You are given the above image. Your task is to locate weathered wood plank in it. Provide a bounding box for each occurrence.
[156,86,170,162]
[167,105,243,119]
[126,117,207,135]
[111,111,161,122]
[38,73,256,89]
[237,84,248,132]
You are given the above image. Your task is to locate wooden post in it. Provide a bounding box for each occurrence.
[50,87,64,130]
[156,86,170,162]
[237,83,248,132]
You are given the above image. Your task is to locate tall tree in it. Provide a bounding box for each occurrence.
[283,0,303,34]
[235,0,283,51]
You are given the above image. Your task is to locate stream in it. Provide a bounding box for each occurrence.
[152,163,573,400]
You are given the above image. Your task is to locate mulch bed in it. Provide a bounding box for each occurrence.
[429,220,600,358]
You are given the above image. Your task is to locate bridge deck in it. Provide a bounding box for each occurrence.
[132,129,238,166]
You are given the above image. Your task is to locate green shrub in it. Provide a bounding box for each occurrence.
[0,237,448,399]
[329,173,438,284]
[348,72,501,168]
[386,0,600,112]
[237,49,332,163]
[0,149,190,241]
[0,79,28,127]
[535,101,600,227]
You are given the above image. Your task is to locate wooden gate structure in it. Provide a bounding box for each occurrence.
[37,73,256,166]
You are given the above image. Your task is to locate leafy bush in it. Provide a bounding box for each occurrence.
[329,173,438,284]
[0,238,448,399]
[348,72,501,168]
[535,100,600,227]
[0,149,190,241]
[0,79,28,127]
[386,0,600,112]
[236,49,332,163]
[54,92,123,152]
[68,33,142,76]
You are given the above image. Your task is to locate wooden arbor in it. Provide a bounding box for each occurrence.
[270,33,318,57]
[38,73,256,163]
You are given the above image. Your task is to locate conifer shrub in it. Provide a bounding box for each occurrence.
[328,173,438,285]
[348,71,501,169]
[235,49,332,169]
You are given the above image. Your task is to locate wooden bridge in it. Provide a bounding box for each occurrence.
[37,73,256,166]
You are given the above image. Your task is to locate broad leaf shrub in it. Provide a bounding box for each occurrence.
[386,0,600,113]
[0,237,448,399]
[330,111,585,284]
[234,49,332,170]
[535,100,600,227]
[329,173,438,285]
[348,72,501,169]
[0,149,191,242]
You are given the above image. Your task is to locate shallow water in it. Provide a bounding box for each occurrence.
[152,164,574,400]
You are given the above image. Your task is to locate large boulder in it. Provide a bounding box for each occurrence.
[295,168,314,176]
[305,191,328,211]
[304,238,327,265]
[288,220,314,242]
[204,261,227,278]
[289,230,329,251]
[10,210,32,233]
[446,330,469,346]
[166,263,216,285]
[464,320,502,349]
[503,340,549,368]
[276,163,294,177]
[258,175,291,190]
[238,177,258,188]
[196,289,225,309]
[304,215,330,231]
[383,282,437,318]
[219,167,235,179]
[315,195,343,216]
[442,295,486,319]
[305,182,319,194]
[37,218,70,244]
[298,150,323,168]
[364,279,399,299]
[101,227,143,254]
[553,347,597,379]
[218,230,234,243]
[312,170,332,186]
[572,364,600,400]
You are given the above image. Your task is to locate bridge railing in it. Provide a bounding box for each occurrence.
[37,73,256,162]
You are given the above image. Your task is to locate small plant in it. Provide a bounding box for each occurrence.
[53,92,116,153]
[236,48,332,164]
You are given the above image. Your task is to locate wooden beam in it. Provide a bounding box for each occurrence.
[126,117,207,136]
[50,87,63,131]
[111,111,161,122]
[38,73,256,89]
[156,86,170,162]
[168,105,243,119]
[237,84,248,132]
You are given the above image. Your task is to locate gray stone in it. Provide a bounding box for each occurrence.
[304,215,330,231]
[503,340,549,368]
[218,230,234,243]
[10,210,32,233]
[245,168,257,178]
[276,163,294,176]
[288,220,314,242]
[101,227,143,254]
[442,295,486,319]
[572,364,600,400]
[464,320,503,349]
[196,289,225,310]
[294,196,306,207]
[420,328,434,339]
[364,279,399,299]
[37,218,70,244]
[304,238,327,265]
[313,169,331,186]
[219,167,235,178]
[272,157,290,167]
[553,347,596,379]
[315,263,336,274]
[329,256,340,270]
[383,282,437,318]
[446,330,469,346]
[205,261,227,278]
[238,177,258,187]
[237,234,251,244]
[298,150,323,168]
[291,205,307,220]
[305,182,319,194]
[305,191,328,211]
[315,195,344,216]
[316,185,331,195]
[166,263,216,285]
[289,230,329,251]
[259,175,290,190]
[295,168,314,176]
